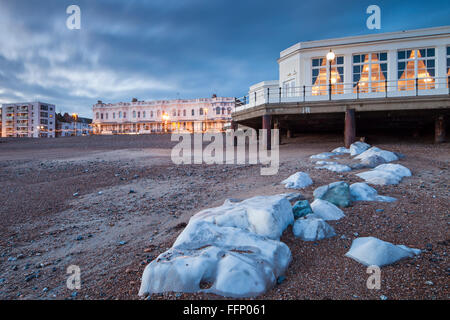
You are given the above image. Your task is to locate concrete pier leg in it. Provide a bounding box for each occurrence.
[273,120,280,146]
[262,114,272,150]
[230,121,238,146]
[344,109,356,148]
[435,115,446,143]
[287,129,292,139]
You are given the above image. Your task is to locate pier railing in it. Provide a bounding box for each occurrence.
[234,76,450,112]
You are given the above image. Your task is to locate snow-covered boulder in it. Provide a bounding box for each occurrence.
[310,152,337,160]
[315,160,338,165]
[315,164,352,173]
[355,163,411,186]
[332,147,350,154]
[350,183,396,202]
[356,170,402,186]
[355,147,399,163]
[360,155,387,168]
[313,181,352,207]
[345,237,421,267]
[373,164,412,178]
[190,194,294,240]
[282,172,313,189]
[293,216,336,241]
[350,142,371,156]
[139,195,294,298]
[310,199,345,221]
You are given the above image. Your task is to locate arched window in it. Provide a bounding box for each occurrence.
[216,107,220,115]
[221,107,225,115]
[119,111,122,118]
[183,109,186,116]
[199,108,204,115]
[133,111,136,118]
[96,112,99,119]
[191,109,195,116]
[150,111,153,117]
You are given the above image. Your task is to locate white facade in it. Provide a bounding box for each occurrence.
[238,26,450,111]
[57,120,92,137]
[92,97,235,134]
[1,102,56,138]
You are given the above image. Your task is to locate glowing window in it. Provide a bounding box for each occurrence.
[398,48,435,91]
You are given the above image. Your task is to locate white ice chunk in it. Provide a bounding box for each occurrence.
[139,194,294,298]
[310,152,337,160]
[293,216,336,241]
[373,164,412,178]
[281,172,313,190]
[332,147,350,154]
[355,147,399,163]
[356,170,403,186]
[350,182,397,202]
[345,237,421,267]
[310,199,345,221]
[315,164,352,172]
[315,161,338,165]
[350,142,371,156]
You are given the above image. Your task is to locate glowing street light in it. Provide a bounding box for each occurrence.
[326,49,335,99]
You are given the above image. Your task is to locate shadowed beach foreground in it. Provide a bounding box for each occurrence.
[0,134,448,300]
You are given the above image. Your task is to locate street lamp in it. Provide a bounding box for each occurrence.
[72,113,78,136]
[326,49,335,100]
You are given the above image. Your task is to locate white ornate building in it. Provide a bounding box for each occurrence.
[92,96,235,134]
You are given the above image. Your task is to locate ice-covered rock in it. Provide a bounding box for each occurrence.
[282,192,305,203]
[313,181,352,207]
[373,164,412,178]
[360,155,387,168]
[282,172,313,189]
[310,152,337,160]
[189,194,294,240]
[315,164,352,173]
[355,147,398,163]
[350,182,396,202]
[350,142,371,156]
[293,216,336,241]
[139,195,293,298]
[356,170,402,186]
[310,199,345,221]
[345,237,421,267]
[292,200,313,219]
[332,147,350,154]
[315,160,337,165]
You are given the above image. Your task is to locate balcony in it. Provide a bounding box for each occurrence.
[234,76,450,112]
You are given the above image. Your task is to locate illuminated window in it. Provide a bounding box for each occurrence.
[353,52,387,93]
[398,48,435,91]
[447,46,450,87]
[312,56,344,95]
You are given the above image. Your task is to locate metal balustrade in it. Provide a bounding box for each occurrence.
[234,76,450,112]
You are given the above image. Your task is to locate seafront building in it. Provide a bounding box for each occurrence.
[56,113,92,137]
[92,96,235,134]
[1,102,56,138]
[233,26,450,147]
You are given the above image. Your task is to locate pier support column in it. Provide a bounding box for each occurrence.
[287,129,292,139]
[344,109,356,148]
[435,115,446,143]
[273,119,280,146]
[262,114,272,150]
[230,120,238,146]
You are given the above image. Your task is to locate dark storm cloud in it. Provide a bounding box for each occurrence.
[0,0,449,117]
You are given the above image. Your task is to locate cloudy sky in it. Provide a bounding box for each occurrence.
[1,0,449,117]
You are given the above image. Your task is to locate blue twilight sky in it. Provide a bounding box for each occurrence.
[0,0,449,117]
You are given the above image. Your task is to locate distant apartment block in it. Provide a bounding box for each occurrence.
[56,113,92,137]
[1,102,56,138]
[92,96,235,134]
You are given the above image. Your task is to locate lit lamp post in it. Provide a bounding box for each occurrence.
[162,113,169,133]
[326,49,335,100]
[72,113,78,136]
